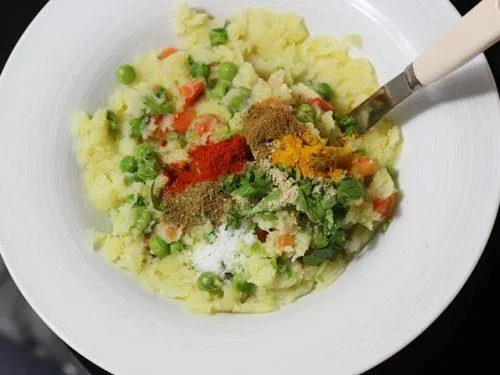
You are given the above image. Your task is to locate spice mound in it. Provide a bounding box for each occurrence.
[242,104,301,154]
[162,180,228,230]
[165,135,252,195]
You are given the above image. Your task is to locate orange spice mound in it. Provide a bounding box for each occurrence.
[270,131,352,181]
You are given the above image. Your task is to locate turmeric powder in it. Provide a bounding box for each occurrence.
[271,131,352,181]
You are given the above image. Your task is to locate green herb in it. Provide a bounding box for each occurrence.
[285,266,294,279]
[303,230,346,265]
[228,167,272,199]
[106,110,120,133]
[209,27,229,46]
[260,212,277,222]
[130,118,145,139]
[386,165,399,186]
[151,177,165,212]
[124,193,146,207]
[144,94,175,116]
[187,55,210,80]
[337,178,364,202]
[381,219,392,232]
[225,210,243,230]
[131,206,153,236]
[203,231,217,244]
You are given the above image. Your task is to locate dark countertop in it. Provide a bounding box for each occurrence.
[1,1,499,374]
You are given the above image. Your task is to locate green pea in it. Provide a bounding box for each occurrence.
[132,207,152,235]
[217,62,238,81]
[209,28,228,46]
[134,162,158,182]
[130,118,144,139]
[197,272,222,293]
[149,236,170,258]
[120,156,138,173]
[117,64,136,85]
[296,103,316,123]
[232,274,253,293]
[227,88,250,115]
[170,241,184,254]
[315,82,333,101]
[135,144,157,164]
[210,80,232,99]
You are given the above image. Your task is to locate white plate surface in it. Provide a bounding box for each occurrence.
[1,0,499,374]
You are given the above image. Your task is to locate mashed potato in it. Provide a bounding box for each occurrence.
[73,6,402,314]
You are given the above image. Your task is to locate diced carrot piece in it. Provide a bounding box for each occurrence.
[165,225,178,240]
[308,97,333,112]
[151,115,169,139]
[179,79,205,108]
[194,114,220,137]
[278,234,295,252]
[351,156,378,176]
[262,98,285,106]
[158,47,177,60]
[373,194,397,219]
[172,107,197,134]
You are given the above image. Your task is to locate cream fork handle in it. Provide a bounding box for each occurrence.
[413,0,500,86]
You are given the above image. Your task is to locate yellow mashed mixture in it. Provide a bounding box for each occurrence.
[72,6,401,314]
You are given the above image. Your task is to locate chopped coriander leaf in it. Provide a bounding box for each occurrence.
[130,118,145,139]
[106,110,120,133]
[260,212,277,222]
[124,193,146,207]
[303,230,346,265]
[203,231,217,244]
[337,178,365,202]
[209,28,229,46]
[144,95,175,116]
[225,210,243,230]
[386,165,399,186]
[131,206,153,236]
[187,55,210,80]
[381,219,392,232]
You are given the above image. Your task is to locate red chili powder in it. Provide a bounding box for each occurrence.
[164,135,252,194]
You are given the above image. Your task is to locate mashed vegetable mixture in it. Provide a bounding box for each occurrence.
[73,6,402,314]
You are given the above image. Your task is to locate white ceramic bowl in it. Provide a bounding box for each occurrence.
[1,0,499,374]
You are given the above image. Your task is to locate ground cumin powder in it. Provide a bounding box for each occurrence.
[162,180,229,230]
[242,103,301,156]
